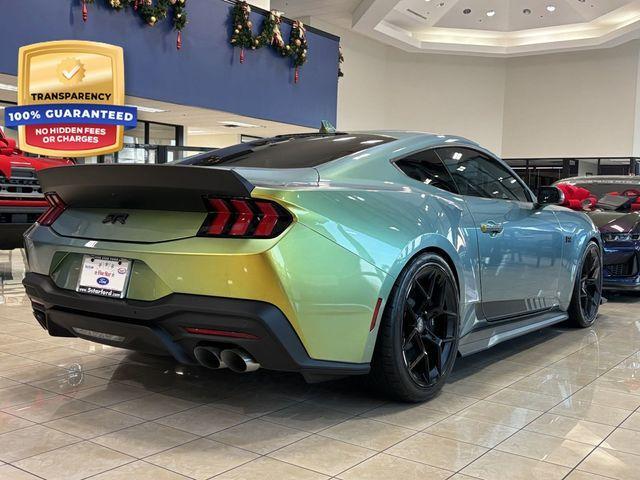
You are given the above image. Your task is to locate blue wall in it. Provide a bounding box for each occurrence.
[2,0,339,128]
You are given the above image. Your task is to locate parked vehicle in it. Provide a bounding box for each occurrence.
[0,130,73,250]
[23,132,602,401]
[555,176,640,291]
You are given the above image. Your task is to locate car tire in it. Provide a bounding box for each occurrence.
[568,240,603,328]
[370,252,460,402]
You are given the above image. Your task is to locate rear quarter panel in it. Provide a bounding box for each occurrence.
[253,139,483,341]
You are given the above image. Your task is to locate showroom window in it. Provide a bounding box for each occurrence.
[113,120,183,164]
[437,147,530,202]
[395,149,458,193]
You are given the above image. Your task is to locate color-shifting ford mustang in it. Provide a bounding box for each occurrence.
[556,176,640,291]
[23,132,602,402]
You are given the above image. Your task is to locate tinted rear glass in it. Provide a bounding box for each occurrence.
[179,133,395,168]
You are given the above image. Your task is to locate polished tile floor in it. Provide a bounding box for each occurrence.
[0,249,639,480]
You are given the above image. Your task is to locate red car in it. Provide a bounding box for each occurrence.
[0,131,73,249]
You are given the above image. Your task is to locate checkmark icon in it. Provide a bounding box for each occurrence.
[57,58,85,84]
[62,65,80,80]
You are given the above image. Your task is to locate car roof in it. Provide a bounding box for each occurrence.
[268,130,478,144]
[359,130,479,144]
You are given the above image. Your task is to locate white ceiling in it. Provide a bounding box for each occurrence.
[0,73,313,140]
[272,0,640,56]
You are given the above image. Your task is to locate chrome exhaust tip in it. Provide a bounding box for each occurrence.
[193,346,226,370]
[220,349,260,373]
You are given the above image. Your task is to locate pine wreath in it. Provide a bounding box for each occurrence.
[228,2,309,82]
[282,20,307,83]
[230,0,254,63]
[255,10,285,50]
[138,0,170,26]
[79,0,187,50]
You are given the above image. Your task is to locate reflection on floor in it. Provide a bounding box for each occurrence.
[0,249,639,480]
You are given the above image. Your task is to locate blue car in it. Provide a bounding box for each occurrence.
[556,176,640,291]
[24,132,602,402]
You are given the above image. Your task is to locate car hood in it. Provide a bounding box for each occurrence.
[0,154,73,178]
[588,210,640,233]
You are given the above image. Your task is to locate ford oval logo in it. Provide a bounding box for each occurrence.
[96,277,109,286]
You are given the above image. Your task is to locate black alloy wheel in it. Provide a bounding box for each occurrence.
[579,244,602,322]
[370,253,460,402]
[401,264,459,388]
[569,241,602,328]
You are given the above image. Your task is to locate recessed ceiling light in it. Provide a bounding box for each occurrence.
[219,121,261,128]
[0,83,17,92]
[486,10,496,17]
[125,104,166,113]
[523,8,531,15]
[463,8,471,14]
[546,5,556,12]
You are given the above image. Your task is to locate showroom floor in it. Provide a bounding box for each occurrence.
[0,250,639,480]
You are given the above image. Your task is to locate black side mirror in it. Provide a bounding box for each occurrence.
[536,186,564,208]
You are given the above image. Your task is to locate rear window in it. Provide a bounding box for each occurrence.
[179,133,395,169]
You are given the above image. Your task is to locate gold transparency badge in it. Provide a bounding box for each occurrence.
[5,40,136,157]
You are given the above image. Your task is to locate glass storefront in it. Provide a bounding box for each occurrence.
[505,158,639,190]
[2,104,197,163]
[111,121,183,164]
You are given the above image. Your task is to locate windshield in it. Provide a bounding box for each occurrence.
[178,133,395,169]
[556,179,640,212]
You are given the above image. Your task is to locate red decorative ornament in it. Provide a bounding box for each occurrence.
[294,66,299,84]
[176,30,182,50]
[240,48,245,64]
[82,0,88,22]
[134,0,139,11]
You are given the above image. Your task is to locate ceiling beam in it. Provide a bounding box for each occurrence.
[352,0,402,30]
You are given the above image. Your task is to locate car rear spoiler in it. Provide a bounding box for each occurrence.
[37,164,255,212]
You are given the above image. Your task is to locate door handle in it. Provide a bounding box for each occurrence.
[480,222,504,236]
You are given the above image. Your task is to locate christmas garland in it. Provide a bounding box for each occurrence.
[80,0,187,50]
[229,1,308,83]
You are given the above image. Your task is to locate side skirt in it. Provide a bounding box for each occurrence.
[458,309,569,356]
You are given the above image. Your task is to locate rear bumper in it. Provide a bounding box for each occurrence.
[23,272,370,378]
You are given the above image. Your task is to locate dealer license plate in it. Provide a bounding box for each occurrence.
[77,255,131,298]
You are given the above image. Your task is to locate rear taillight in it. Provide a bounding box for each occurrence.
[198,197,292,238]
[37,192,67,226]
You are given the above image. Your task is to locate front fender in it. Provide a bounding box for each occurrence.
[552,207,601,309]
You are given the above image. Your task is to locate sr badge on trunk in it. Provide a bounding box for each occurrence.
[102,213,129,225]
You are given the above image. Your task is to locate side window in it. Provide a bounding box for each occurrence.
[437,148,530,202]
[395,149,458,194]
